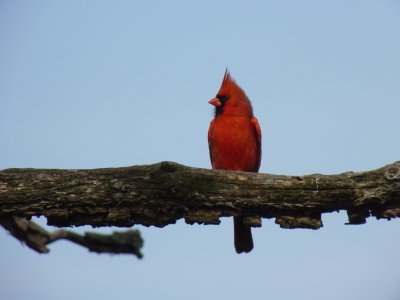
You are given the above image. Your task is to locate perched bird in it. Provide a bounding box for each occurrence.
[208,70,262,253]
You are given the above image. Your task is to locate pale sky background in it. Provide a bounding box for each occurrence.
[1,1,400,300]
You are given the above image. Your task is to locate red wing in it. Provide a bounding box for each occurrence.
[251,117,262,171]
[208,119,216,168]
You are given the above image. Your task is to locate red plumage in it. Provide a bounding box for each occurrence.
[208,70,262,253]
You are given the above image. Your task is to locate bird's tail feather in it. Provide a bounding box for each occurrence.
[234,217,253,253]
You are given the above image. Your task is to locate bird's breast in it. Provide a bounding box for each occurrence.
[208,116,260,172]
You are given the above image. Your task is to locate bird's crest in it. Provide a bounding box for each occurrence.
[217,69,243,98]
[216,69,253,116]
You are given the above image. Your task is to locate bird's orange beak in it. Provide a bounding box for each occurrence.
[209,97,222,107]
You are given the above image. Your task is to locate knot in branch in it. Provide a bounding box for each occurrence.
[385,165,400,180]
[160,161,181,173]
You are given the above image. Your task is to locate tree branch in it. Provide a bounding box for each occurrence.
[0,216,143,258]
[0,161,399,231]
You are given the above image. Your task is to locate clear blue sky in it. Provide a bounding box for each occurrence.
[1,1,400,299]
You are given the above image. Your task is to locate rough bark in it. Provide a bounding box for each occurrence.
[1,161,399,230]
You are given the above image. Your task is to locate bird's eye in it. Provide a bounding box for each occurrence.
[216,95,229,103]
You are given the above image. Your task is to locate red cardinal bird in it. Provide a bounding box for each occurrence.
[208,70,262,254]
